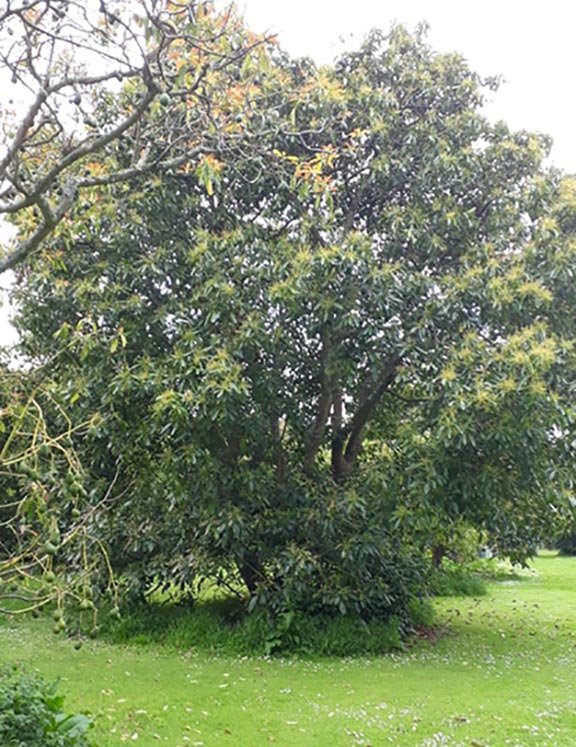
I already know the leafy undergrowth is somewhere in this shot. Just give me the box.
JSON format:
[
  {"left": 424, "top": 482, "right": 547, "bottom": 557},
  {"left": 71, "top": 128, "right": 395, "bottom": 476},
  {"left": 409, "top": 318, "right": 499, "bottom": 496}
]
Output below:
[
  {"left": 431, "top": 562, "right": 488, "bottom": 597},
  {"left": 1, "top": 555, "right": 575, "bottom": 746},
  {"left": 430, "top": 556, "right": 523, "bottom": 597},
  {"left": 101, "top": 596, "right": 424, "bottom": 658}
]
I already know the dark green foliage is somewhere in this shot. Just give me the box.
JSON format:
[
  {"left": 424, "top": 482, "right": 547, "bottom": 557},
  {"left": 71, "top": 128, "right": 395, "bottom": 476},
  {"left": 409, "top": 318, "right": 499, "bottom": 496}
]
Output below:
[
  {"left": 0, "top": 667, "right": 92, "bottom": 747},
  {"left": 406, "top": 597, "right": 436, "bottom": 630},
  {"left": 239, "top": 480, "right": 432, "bottom": 621},
  {"left": 430, "top": 557, "right": 523, "bottom": 596},
  {"left": 463, "top": 558, "right": 522, "bottom": 582},
  {"left": 556, "top": 532, "right": 576, "bottom": 556}
]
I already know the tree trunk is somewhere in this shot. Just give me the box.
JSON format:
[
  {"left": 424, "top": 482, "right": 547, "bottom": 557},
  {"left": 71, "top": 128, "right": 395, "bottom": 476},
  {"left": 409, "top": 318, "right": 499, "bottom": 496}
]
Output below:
[
  {"left": 303, "top": 328, "right": 334, "bottom": 476},
  {"left": 237, "top": 552, "right": 264, "bottom": 594},
  {"left": 432, "top": 544, "right": 447, "bottom": 568},
  {"left": 330, "top": 359, "right": 400, "bottom": 483}
]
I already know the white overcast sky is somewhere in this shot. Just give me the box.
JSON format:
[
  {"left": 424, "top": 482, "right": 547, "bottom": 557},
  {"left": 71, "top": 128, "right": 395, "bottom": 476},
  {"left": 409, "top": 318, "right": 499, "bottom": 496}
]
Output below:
[
  {"left": 241, "top": 0, "right": 576, "bottom": 172},
  {"left": 2, "top": 0, "right": 576, "bottom": 347}
]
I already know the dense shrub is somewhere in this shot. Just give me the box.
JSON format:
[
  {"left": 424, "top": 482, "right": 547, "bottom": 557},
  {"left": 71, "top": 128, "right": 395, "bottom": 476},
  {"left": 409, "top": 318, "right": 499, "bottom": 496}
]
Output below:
[
  {"left": 245, "top": 496, "right": 433, "bottom": 623},
  {"left": 0, "top": 667, "right": 92, "bottom": 747}
]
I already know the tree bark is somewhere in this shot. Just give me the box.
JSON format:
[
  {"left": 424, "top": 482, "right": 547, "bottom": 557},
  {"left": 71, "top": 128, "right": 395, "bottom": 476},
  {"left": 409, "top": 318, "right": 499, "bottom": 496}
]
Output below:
[
  {"left": 271, "top": 415, "right": 287, "bottom": 483},
  {"left": 331, "top": 385, "right": 347, "bottom": 481},
  {"left": 303, "top": 328, "right": 334, "bottom": 476},
  {"left": 432, "top": 544, "right": 447, "bottom": 568},
  {"left": 237, "top": 552, "right": 264, "bottom": 594},
  {"left": 331, "top": 356, "right": 400, "bottom": 483}
]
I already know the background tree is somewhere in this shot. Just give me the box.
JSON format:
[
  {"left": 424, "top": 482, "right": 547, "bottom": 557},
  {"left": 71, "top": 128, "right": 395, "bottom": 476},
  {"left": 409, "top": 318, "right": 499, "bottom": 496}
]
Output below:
[{"left": 5, "top": 25, "right": 575, "bottom": 624}]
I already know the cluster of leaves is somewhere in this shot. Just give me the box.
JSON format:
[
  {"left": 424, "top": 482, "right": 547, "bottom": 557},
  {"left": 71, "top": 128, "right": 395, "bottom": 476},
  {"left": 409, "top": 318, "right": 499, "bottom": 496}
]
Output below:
[
  {"left": 555, "top": 500, "right": 576, "bottom": 555},
  {"left": 429, "top": 559, "right": 487, "bottom": 598},
  {"left": 556, "top": 533, "right": 576, "bottom": 556},
  {"left": 0, "top": 666, "right": 92, "bottom": 746}
]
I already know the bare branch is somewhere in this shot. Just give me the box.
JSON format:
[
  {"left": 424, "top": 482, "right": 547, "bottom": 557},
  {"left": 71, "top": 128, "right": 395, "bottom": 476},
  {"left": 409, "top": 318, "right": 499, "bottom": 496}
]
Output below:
[
  {"left": 0, "top": 0, "right": 270, "bottom": 273},
  {"left": 0, "top": 180, "right": 76, "bottom": 273}
]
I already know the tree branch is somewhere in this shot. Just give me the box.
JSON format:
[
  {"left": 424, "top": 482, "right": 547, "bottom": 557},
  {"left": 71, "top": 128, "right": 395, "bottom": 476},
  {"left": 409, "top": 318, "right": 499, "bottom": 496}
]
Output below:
[
  {"left": 0, "top": 0, "right": 269, "bottom": 274},
  {"left": 330, "top": 356, "right": 401, "bottom": 482},
  {"left": 0, "top": 181, "right": 77, "bottom": 273},
  {"left": 303, "top": 329, "right": 334, "bottom": 476},
  {"left": 344, "top": 356, "right": 400, "bottom": 465}
]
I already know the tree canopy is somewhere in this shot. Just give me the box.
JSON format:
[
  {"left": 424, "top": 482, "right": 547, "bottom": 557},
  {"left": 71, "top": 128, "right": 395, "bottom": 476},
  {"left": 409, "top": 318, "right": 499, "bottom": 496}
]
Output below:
[{"left": 2, "top": 20, "right": 575, "bottom": 626}]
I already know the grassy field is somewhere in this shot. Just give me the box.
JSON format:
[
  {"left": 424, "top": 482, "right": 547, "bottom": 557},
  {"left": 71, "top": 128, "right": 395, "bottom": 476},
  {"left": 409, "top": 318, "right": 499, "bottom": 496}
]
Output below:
[{"left": 1, "top": 554, "right": 575, "bottom": 746}]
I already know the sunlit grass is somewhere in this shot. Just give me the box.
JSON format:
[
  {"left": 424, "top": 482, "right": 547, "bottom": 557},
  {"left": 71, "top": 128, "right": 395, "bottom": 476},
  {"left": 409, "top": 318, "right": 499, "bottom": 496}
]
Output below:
[{"left": 1, "top": 555, "right": 575, "bottom": 746}]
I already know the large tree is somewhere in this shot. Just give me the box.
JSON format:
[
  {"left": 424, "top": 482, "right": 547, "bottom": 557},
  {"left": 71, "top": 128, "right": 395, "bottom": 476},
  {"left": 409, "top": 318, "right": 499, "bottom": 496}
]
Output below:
[{"left": 5, "top": 25, "right": 575, "bottom": 621}]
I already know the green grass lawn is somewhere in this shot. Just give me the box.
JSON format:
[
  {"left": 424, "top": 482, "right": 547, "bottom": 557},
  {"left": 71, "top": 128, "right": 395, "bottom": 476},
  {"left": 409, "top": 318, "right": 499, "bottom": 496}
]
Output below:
[{"left": 1, "top": 555, "right": 575, "bottom": 746}]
